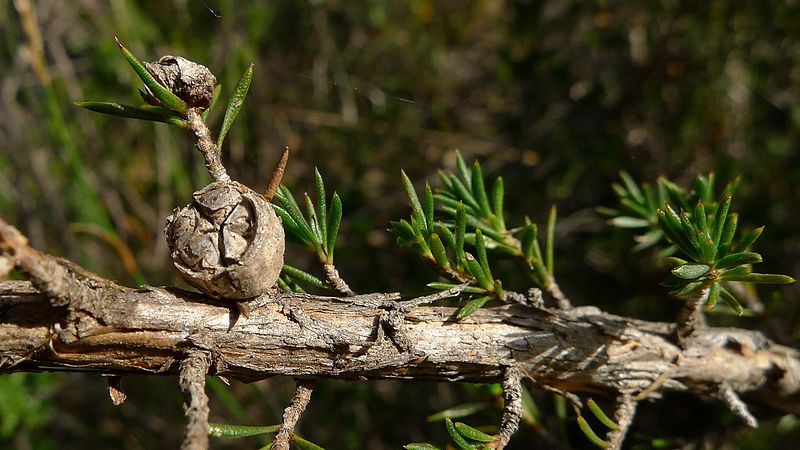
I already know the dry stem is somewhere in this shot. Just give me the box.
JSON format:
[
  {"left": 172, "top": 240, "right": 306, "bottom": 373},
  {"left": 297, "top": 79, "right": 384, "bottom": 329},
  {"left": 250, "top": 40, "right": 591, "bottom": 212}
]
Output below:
[
  {"left": 272, "top": 379, "right": 315, "bottom": 450},
  {"left": 179, "top": 351, "right": 211, "bottom": 450}
]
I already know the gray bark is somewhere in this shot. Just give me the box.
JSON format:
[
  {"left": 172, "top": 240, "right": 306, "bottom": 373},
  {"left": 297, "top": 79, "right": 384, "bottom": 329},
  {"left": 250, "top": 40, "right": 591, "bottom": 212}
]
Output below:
[{"left": 1, "top": 279, "right": 798, "bottom": 415}]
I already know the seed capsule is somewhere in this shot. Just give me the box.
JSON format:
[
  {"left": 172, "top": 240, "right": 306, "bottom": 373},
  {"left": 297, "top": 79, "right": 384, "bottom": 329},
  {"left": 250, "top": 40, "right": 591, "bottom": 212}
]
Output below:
[{"left": 165, "top": 180, "right": 284, "bottom": 299}]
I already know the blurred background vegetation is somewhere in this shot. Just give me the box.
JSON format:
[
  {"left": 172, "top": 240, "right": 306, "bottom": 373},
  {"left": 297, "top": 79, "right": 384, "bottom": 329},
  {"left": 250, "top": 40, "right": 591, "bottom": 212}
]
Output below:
[{"left": 1, "top": 0, "right": 798, "bottom": 448}]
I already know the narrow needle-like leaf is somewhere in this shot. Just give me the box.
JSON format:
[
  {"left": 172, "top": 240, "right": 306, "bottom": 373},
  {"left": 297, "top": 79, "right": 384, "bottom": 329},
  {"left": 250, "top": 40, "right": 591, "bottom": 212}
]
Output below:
[
  {"left": 200, "top": 83, "right": 221, "bottom": 120},
  {"left": 208, "top": 423, "right": 279, "bottom": 438},
  {"left": 546, "top": 206, "right": 557, "bottom": 276},
  {"left": 424, "top": 183, "right": 434, "bottom": 237},
  {"left": 444, "top": 418, "right": 474, "bottom": 450},
  {"left": 217, "top": 63, "right": 254, "bottom": 148},
  {"left": 712, "top": 193, "right": 731, "bottom": 247},
  {"left": 326, "top": 193, "right": 342, "bottom": 262},
  {"left": 314, "top": 168, "right": 328, "bottom": 253},
  {"left": 471, "top": 161, "right": 491, "bottom": 215},
  {"left": 587, "top": 399, "right": 619, "bottom": 430},
  {"left": 456, "top": 296, "right": 491, "bottom": 320},
  {"left": 577, "top": 416, "right": 611, "bottom": 448},
  {"left": 116, "top": 38, "right": 187, "bottom": 114},
  {"left": 475, "top": 230, "right": 492, "bottom": 281},
  {"left": 492, "top": 176, "right": 505, "bottom": 230},
  {"left": 453, "top": 422, "right": 494, "bottom": 442}
]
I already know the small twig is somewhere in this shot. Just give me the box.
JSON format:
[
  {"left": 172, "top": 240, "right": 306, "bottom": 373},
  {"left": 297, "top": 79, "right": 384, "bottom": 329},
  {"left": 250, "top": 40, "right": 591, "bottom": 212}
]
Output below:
[
  {"left": 606, "top": 394, "right": 637, "bottom": 450},
  {"left": 401, "top": 283, "right": 472, "bottom": 310},
  {"left": 179, "top": 351, "right": 211, "bottom": 450},
  {"left": 263, "top": 147, "right": 290, "bottom": 201},
  {"left": 322, "top": 263, "right": 355, "bottom": 296},
  {"left": 633, "top": 371, "right": 670, "bottom": 401},
  {"left": 186, "top": 109, "right": 229, "bottom": 183},
  {"left": 492, "top": 366, "right": 523, "bottom": 449},
  {"left": 272, "top": 379, "right": 315, "bottom": 450},
  {"left": 676, "top": 287, "right": 709, "bottom": 344},
  {"left": 546, "top": 278, "right": 571, "bottom": 309},
  {"left": 718, "top": 382, "right": 758, "bottom": 428}
]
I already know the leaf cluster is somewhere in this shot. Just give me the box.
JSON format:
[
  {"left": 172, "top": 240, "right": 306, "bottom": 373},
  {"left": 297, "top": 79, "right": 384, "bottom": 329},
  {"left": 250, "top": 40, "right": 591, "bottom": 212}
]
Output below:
[
  {"left": 390, "top": 152, "right": 557, "bottom": 318},
  {"left": 272, "top": 169, "right": 344, "bottom": 293},
  {"left": 604, "top": 172, "right": 794, "bottom": 314}
]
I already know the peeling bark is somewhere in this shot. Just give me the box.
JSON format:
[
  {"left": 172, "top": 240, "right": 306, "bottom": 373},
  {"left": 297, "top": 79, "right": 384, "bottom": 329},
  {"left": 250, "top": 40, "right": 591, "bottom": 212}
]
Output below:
[{"left": 1, "top": 218, "right": 800, "bottom": 448}]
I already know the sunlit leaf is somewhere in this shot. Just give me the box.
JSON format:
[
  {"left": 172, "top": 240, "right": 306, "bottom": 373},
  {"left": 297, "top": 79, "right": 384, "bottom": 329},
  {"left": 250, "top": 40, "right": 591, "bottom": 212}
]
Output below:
[
  {"left": 445, "top": 418, "right": 476, "bottom": 450},
  {"left": 577, "top": 416, "right": 610, "bottom": 448},
  {"left": 456, "top": 296, "right": 491, "bottom": 319},
  {"left": 587, "top": 399, "right": 618, "bottom": 430},
  {"left": 208, "top": 423, "right": 279, "bottom": 438},
  {"left": 217, "top": 63, "right": 254, "bottom": 148},
  {"left": 116, "top": 39, "right": 188, "bottom": 113},
  {"left": 454, "top": 422, "right": 493, "bottom": 443}
]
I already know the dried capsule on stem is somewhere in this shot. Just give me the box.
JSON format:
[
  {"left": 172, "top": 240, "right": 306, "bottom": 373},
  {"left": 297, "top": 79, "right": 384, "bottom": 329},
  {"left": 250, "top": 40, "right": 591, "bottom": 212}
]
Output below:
[
  {"left": 144, "top": 56, "right": 216, "bottom": 109},
  {"left": 165, "top": 180, "right": 284, "bottom": 299}
]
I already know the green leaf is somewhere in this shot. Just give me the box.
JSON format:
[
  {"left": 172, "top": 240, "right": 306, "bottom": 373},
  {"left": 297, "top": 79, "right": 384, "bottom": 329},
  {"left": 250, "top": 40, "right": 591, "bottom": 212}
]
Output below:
[
  {"left": 668, "top": 280, "right": 705, "bottom": 297},
  {"left": 217, "top": 63, "right": 254, "bottom": 148},
  {"left": 465, "top": 253, "right": 492, "bottom": 290},
  {"left": 273, "top": 205, "right": 312, "bottom": 244},
  {"left": 427, "top": 282, "right": 486, "bottom": 294},
  {"left": 456, "top": 296, "right": 491, "bottom": 319},
  {"left": 390, "top": 219, "right": 417, "bottom": 242},
  {"left": 520, "top": 223, "right": 537, "bottom": 260},
  {"left": 401, "top": 171, "right": 424, "bottom": 222},
  {"left": 454, "top": 422, "right": 493, "bottom": 443},
  {"left": 455, "top": 204, "right": 467, "bottom": 265},
  {"left": 619, "top": 171, "right": 644, "bottom": 204},
  {"left": 281, "top": 264, "right": 329, "bottom": 290},
  {"left": 715, "top": 252, "right": 762, "bottom": 269},
  {"left": 326, "top": 193, "right": 342, "bottom": 262},
  {"left": 404, "top": 444, "right": 443, "bottom": 450},
  {"left": 718, "top": 265, "right": 752, "bottom": 281},
  {"left": 455, "top": 151, "right": 471, "bottom": 183},
  {"left": 697, "top": 230, "right": 717, "bottom": 263},
  {"left": 711, "top": 193, "right": 731, "bottom": 247},
  {"left": 445, "top": 418, "right": 476, "bottom": 450},
  {"left": 426, "top": 403, "right": 487, "bottom": 422},
  {"left": 492, "top": 177, "right": 505, "bottom": 230},
  {"left": 657, "top": 206, "right": 698, "bottom": 260},
  {"left": 474, "top": 230, "right": 492, "bottom": 281},
  {"left": 609, "top": 216, "right": 651, "bottom": 228},
  {"left": 672, "top": 264, "right": 710, "bottom": 279},
  {"left": 449, "top": 174, "right": 481, "bottom": 212},
  {"left": 116, "top": 39, "right": 188, "bottom": 113},
  {"left": 733, "top": 226, "right": 764, "bottom": 253},
  {"left": 304, "top": 193, "right": 323, "bottom": 249},
  {"left": 587, "top": 399, "right": 618, "bottom": 430},
  {"left": 208, "top": 423, "right": 279, "bottom": 438},
  {"left": 471, "top": 161, "right": 491, "bottom": 216},
  {"left": 717, "top": 211, "right": 738, "bottom": 257},
  {"left": 665, "top": 257, "right": 689, "bottom": 268},
  {"left": 719, "top": 285, "right": 744, "bottom": 316},
  {"left": 314, "top": 169, "right": 328, "bottom": 253},
  {"left": 678, "top": 209, "right": 702, "bottom": 255},
  {"left": 75, "top": 102, "right": 188, "bottom": 127},
  {"left": 705, "top": 281, "right": 720, "bottom": 311},
  {"left": 577, "top": 416, "right": 611, "bottom": 448},
  {"left": 200, "top": 83, "right": 221, "bottom": 120},
  {"left": 530, "top": 238, "right": 550, "bottom": 287},
  {"left": 430, "top": 233, "right": 451, "bottom": 269},
  {"left": 734, "top": 273, "right": 796, "bottom": 284},
  {"left": 546, "top": 206, "right": 556, "bottom": 276},
  {"left": 694, "top": 200, "right": 707, "bottom": 232},
  {"left": 424, "top": 183, "right": 435, "bottom": 236},
  {"left": 291, "top": 434, "right": 326, "bottom": 450},
  {"left": 274, "top": 186, "right": 314, "bottom": 243}
]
